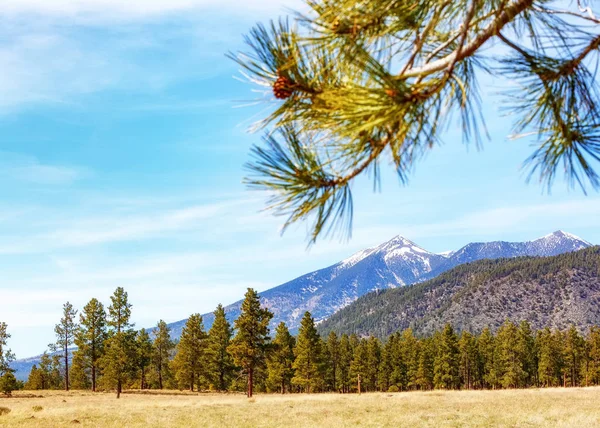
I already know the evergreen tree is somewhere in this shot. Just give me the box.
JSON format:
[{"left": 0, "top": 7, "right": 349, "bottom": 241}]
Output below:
[
  {"left": 350, "top": 339, "right": 368, "bottom": 393},
  {"left": 136, "top": 329, "right": 153, "bottom": 389},
  {"left": 588, "top": 327, "right": 600, "bottom": 385},
  {"left": 70, "top": 351, "right": 90, "bottom": 390},
  {"left": 400, "top": 329, "right": 419, "bottom": 390},
  {"left": 206, "top": 305, "right": 235, "bottom": 391},
  {"left": 496, "top": 320, "right": 526, "bottom": 388},
  {"left": 0, "top": 322, "right": 14, "bottom": 377},
  {"left": 325, "top": 331, "right": 340, "bottom": 392},
  {"left": 433, "top": 324, "right": 460, "bottom": 389},
  {"left": 50, "top": 354, "right": 64, "bottom": 389},
  {"left": 563, "top": 325, "right": 585, "bottom": 387},
  {"left": 102, "top": 287, "right": 136, "bottom": 398},
  {"left": 52, "top": 302, "right": 78, "bottom": 391},
  {"left": 267, "top": 322, "right": 295, "bottom": 393},
  {"left": 172, "top": 314, "right": 208, "bottom": 392},
  {"left": 228, "top": 288, "right": 273, "bottom": 398},
  {"left": 517, "top": 320, "right": 537, "bottom": 387},
  {"left": 152, "top": 320, "right": 175, "bottom": 390},
  {"left": 0, "top": 371, "right": 18, "bottom": 395},
  {"left": 25, "top": 365, "right": 43, "bottom": 390},
  {"left": 75, "top": 298, "right": 107, "bottom": 392},
  {"left": 292, "top": 312, "right": 325, "bottom": 393},
  {"left": 459, "top": 331, "right": 479, "bottom": 390},
  {"left": 38, "top": 353, "right": 53, "bottom": 390},
  {"left": 378, "top": 334, "right": 394, "bottom": 391},
  {"left": 365, "top": 336, "right": 381, "bottom": 391},
  {"left": 478, "top": 328, "right": 498, "bottom": 389},
  {"left": 415, "top": 338, "right": 434, "bottom": 391},
  {"left": 338, "top": 334, "right": 353, "bottom": 393}
]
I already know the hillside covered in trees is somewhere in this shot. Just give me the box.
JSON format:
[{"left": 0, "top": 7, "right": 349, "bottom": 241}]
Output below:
[{"left": 319, "top": 247, "right": 600, "bottom": 338}]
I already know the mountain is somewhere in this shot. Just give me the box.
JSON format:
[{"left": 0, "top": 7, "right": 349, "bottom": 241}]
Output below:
[
  {"left": 167, "top": 230, "right": 591, "bottom": 337},
  {"left": 318, "top": 246, "right": 600, "bottom": 338},
  {"left": 11, "top": 230, "right": 592, "bottom": 379}
]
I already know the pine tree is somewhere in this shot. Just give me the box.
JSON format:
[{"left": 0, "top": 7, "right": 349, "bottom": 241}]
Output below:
[
  {"left": 378, "top": 334, "right": 394, "bottom": 392},
  {"left": 234, "top": 0, "right": 600, "bottom": 243},
  {"left": 52, "top": 302, "right": 78, "bottom": 391},
  {"left": 478, "top": 328, "right": 498, "bottom": 389},
  {"left": 496, "top": 320, "right": 526, "bottom": 388},
  {"left": 75, "top": 298, "right": 107, "bottom": 392},
  {"left": 365, "top": 336, "right": 381, "bottom": 392},
  {"left": 433, "top": 324, "right": 460, "bottom": 390},
  {"left": 292, "top": 312, "right": 325, "bottom": 393},
  {"left": 400, "top": 329, "right": 419, "bottom": 390},
  {"left": 588, "top": 327, "right": 600, "bottom": 385},
  {"left": 338, "top": 334, "right": 353, "bottom": 393},
  {"left": 459, "top": 331, "right": 478, "bottom": 390},
  {"left": 136, "top": 329, "right": 153, "bottom": 389},
  {"left": 415, "top": 338, "right": 434, "bottom": 391},
  {"left": 325, "top": 331, "right": 340, "bottom": 392},
  {"left": 102, "top": 287, "right": 136, "bottom": 398},
  {"left": 537, "top": 327, "right": 561, "bottom": 387},
  {"left": 70, "top": 351, "right": 91, "bottom": 390},
  {"left": 228, "top": 288, "right": 273, "bottom": 398},
  {"left": 0, "top": 371, "right": 18, "bottom": 396},
  {"left": 173, "top": 314, "right": 208, "bottom": 392},
  {"left": 152, "top": 320, "right": 175, "bottom": 390},
  {"left": 267, "top": 322, "right": 295, "bottom": 393},
  {"left": 0, "top": 322, "right": 14, "bottom": 377},
  {"left": 206, "top": 305, "right": 235, "bottom": 391},
  {"left": 38, "top": 353, "right": 53, "bottom": 390},
  {"left": 25, "top": 365, "right": 43, "bottom": 390},
  {"left": 517, "top": 320, "right": 536, "bottom": 387},
  {"left": 563, "top": 325, "right": 584, "bottom": 387},
  {"left": 350, "top": 339, "right": 368, "bottom": 393}
]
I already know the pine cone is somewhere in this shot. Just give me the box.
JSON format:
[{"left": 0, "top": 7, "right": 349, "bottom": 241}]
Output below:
[{"left": 273, "top": 75, "right": 295, "bottom": 100}]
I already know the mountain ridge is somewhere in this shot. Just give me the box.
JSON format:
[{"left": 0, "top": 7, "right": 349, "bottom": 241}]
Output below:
[{"left": 166, "top": 230, "right": 591, "bottom": 337}]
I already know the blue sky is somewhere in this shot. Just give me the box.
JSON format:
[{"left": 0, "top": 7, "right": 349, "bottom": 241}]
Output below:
[{"left": 1, "top": 0, "right": 599, "bottom": 358}]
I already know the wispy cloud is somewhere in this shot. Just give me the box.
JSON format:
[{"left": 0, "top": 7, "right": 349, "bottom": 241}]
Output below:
[{"left": 0, "top": 152, "right": 86, "bottom": 185}]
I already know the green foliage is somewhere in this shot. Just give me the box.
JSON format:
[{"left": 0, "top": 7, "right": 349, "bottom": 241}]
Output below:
[
  {"left": 233, "top": 0, "right": 600, "bottom": 242},
  {"left": 172, "top": 314, "right": 208, "bottom": 392},
  {"left": 206, "top": 305, "right": 235, "bottom": 392},
  {"left": 74, "top": 298, "right": 107, "bottom": 392},
  {"left": 151, "top": 320, "right": 175, "bottom": 390},
  {"left": 292, "top": 312, "right": 326, "bottom": 392},
  {"left": 101, "top": 287, "right": 136, "bottom": 398},
  {"left": 433, "top": 324, "right": 460, "bottom": 389},
  {"left": 0, "top": 322, "right": 15, "bottom": 377},
  {"left": 319, "top": 247, "right": 600, "bottom": 338},
  {"left": 135, "top": 329, "right": 153, "bottom": 389},
  {"left": 228, "top": 288, "right": 274, "bottom": 397},
  {"left": 0, "top": 372, "right": 18, "bottom": 395},
  {"left": 53, "top": 301, "right": 78, "bottom": 391},
  {"left": 267, "top": 322, "right": 296, "bottom": 393}
]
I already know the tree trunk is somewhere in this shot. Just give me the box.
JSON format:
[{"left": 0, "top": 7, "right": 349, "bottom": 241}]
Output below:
[
  {"left": 158, "top": 365, "right": 163, "bottom": 390},
  {"left": 64, "top": 340, "right": 69, "bottom": 392},
  {"left": 357, "top": 374, "right": 361, "bottom": 395},
  {"left": 248, "top": 367, "right": 254, "bottom": 398},
  {"left": 92, "top": 365, "right": 96, "bottom": 392},
  {"left": 117, "top": 379, "right": 122, "bottom": 399}
]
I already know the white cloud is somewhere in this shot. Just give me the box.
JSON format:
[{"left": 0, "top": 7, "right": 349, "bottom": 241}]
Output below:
[{"left": 0, "top": 153, "right": 85, "bottom": 185}]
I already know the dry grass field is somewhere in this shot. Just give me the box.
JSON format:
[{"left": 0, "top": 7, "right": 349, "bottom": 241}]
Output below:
[{"left": 1, "top": 387, "right": 600, "bottom": 427}]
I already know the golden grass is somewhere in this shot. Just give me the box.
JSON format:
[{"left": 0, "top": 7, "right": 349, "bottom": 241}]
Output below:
[{"left": 1, "top": 387, "right": 600, "bottom": 427}]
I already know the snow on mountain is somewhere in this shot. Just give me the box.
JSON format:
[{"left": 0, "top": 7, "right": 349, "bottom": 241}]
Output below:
[
  {"left": 167, "top": 230, "right": 593, "bottom": 338},
  {"left": 12, "top": 230, "right": 594, "bottom": 377}
]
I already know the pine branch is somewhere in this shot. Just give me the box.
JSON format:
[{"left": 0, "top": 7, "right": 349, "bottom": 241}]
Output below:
[{"left": 398, "top": 0, "right": 534, "bottom": 79}]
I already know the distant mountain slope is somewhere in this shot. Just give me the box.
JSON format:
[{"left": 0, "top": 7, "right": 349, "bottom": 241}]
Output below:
[
  {"left": 11, "top": 231, "right": 593, "bottom": 378},
  {"left": 168, "top": 230, "right": 591, "bottom": 336},
  {"left": 318, "top": 247, "right": 600, "bottom": 338}
]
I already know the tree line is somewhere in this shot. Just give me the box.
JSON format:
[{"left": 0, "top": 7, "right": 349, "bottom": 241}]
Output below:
[{"left": 5, "top": 287, "right": 600, "bottom": 397}]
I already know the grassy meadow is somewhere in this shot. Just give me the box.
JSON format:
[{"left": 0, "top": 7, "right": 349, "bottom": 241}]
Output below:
[{"left": 1, "top": 387, "right": 600, "bottom": 427}]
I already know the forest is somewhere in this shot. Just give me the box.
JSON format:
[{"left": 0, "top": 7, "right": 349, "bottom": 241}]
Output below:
[{"left": 3, "top": 285, "right": 600, "bottom": 398}]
